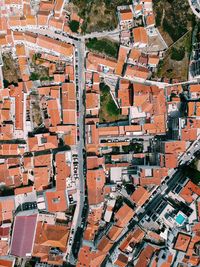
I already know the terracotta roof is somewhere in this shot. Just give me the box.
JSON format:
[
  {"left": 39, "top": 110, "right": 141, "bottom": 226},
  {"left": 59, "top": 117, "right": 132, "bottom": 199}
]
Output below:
[
  {"left": 54, "top": 0, "right": 65, "bottom": 16},
  {"left": 34, "top": 166, "right": 50, "bottom": 191},
  {"left": 34, "top": 154, "right": 51, "bottom": 167},
  {"left": 135, "top": 245, "right": 156, "bottom": 267},
  {"left": 86, "top": 168, "right": 105, "bottom": 205},
  {"left": 179, "top": 180, "right": 200, "bottom": 203},
  {"left": 115, "top": 203, "right": 135, "bottom": 227},
  {"left": 116, "top": 46, "right": 128, "bottom": 75},
  {"left": 129, "top": 48, "right": 141, "bottom": 62},
  {"left": 45, "top": 190, "right": 67, "bottom": 212},
  {"left": 174, "top": 232, "right": 191, "bottom": 252},
  {"left": 139, "top": 167, "right": 168, "bottom": 186},
  {"left": 133, "top": 27, "right": 148, "bottom": 45},
  {"left": 87, "top": 156, "right": 104, "bottom": 170},
  {"left": 33, "top": 221, "right": 69, "bottom": 265},
  {"left": 77, "top": 245, "right": 106, "bottom": 267},
  {"left": 131, "top": 186, "right": 150, "bottom": 206},
  {"left": 148, "top": 55, "right": 159, "bottom": 65},
  {"left": 146, "top": 13, "right": 155, "bottom": 26},
  {"left": 0, "top": 259, "right": 14, "bottom": 267},
  {"left": 55, "top": 152, "right": 70, "bottom": 190},
  {"left": 86, "top": 93, "right": 99, "bottom": 110},
  {"left": 120, "top": 9, "right": 133, "bottom": 21},
  {"left": 125, "top": 64, "right": 150, "bottom": 79},
  {"left": 164, "top": 141, "right": 186, "bottom": 154},
  {"left": 118, "top": 79, "right": 132, "bottom": 107},
  {"left": 0, "top": 198, "right": 15, "bottom": 223},
  {"left": 114, "top": 253, "right": 128, "bottom": 267},
  {"left": 97, "top": 236, "right": 113, "bottom": 252},
  {"left": 99, "top": 126, "right": 119, "bottom": 136},
  {"left": 107, "top": 225, "right": 123, "bottom": 241},
  {"left": 47, "top": 99, "right": 61, "bottom": 126},
  {"left": 87, "top": 52, "right": 117, "bottom": 72},
  {"left": 37, "top": 35, "right": 73, "bottom": 57}
]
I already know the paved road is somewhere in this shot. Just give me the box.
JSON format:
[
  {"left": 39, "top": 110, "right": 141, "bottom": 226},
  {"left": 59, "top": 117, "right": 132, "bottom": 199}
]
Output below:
[
  {"left": 188, "top": 0, "right": 200, "bottom": 19},
  {"left": 66, "top": 40, "right": 86, "bottom": 265},
  {"left": 81, "top": 28, "right": 120, "bottom": 40}
]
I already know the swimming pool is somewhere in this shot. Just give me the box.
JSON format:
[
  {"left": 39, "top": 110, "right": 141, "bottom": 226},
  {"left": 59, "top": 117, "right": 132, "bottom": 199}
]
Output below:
[{"left": 176, "top": 214, "right": 185, "bottom": 225}]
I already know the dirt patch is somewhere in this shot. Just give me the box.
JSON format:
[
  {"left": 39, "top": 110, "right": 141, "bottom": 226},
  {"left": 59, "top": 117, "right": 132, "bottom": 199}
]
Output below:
[
  {"left": 2, "top": 52, "right": 21, "bottom": 84},
  {"left": 31, "top": 94, "right": 43, "bottom": 128},
  {"left": 30, "top": 54, "right": 49, "bottom": 81}
]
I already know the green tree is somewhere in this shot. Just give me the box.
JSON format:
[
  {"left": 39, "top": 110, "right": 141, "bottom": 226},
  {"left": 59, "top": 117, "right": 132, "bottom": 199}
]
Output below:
[
  {"left": 171, "top": 47, "right": 185, "bottom": 61},
  {"left": 30, "top": 72, "right": 40, "bottom": 81},
  {"left": 69, "top": 20, "right": 80, "bottom": 32}
]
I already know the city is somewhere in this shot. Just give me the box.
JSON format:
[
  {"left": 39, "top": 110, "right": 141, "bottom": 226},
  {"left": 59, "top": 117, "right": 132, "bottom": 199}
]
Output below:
[{"left": 0, "top": 0, "right": 199, "bottom": 267}]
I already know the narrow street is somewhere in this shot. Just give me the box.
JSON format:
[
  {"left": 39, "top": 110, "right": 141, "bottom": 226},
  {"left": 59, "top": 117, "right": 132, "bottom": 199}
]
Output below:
[{"left": 67, "top": 40, "right": 86, "bottom": 265}]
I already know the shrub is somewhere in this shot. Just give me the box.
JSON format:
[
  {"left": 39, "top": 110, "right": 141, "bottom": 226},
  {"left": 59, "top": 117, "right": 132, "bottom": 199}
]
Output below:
[
  {"left": 30, "top": 72, "right": 40, "bottom": 81},
  {"left": 171, "top": 47, "right": 185, "bottom": 61}
]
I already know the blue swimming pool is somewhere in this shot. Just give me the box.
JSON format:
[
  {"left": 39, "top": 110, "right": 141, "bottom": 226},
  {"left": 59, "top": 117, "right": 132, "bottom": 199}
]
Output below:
[{"left": 176, "top": 214, "right": 185, "bottom": 225}]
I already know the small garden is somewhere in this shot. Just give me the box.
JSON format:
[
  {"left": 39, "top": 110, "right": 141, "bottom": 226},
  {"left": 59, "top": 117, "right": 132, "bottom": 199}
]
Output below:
[{"left": 99, "top": 83, "right": 126, "bottom": 123}]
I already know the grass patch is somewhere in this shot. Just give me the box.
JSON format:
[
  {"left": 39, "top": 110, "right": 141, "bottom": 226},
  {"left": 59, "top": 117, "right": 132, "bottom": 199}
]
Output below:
[
  {"left": 86, "top": 38, "right": 119, "bottom": 58},
  {"left": 99, "top": 83, "right": 126, "bottom": 123}
]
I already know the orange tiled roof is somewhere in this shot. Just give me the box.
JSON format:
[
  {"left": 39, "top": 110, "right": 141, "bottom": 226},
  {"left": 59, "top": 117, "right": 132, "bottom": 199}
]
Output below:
[
  {"left": 87, "top": 52, "right": 117, "bottom": 72},
  {"left": 125, "top": 65, "right": 150, "bottom": 79},
  {"left": 115, "top": 203, "right": 135, "bottom": 227},
  {"left": 45, "top": 190, "right": 67, "bottom": 212},
  {"left": 0, "top": 198, "right": 15, "bottom": 223},
  {"left": 37, "top": 35, "right": 73, "bottom": 57},
  {"left": 107, "top": 225, "right": 123, "bottom": 241},
  {"left": 131, "top": 186, "right": 150, "bottom": 206},
  {"left": 120, "top": 9, "right": 133, "bottom": 21},
  {"left": 116, "top": 46, "right": 128, "bottom": 75},
  {"left": 97, "top": 236, "right": 113, "bottom": 252},
  {"left": 164, "top": 141, "right": 186, "bottom": 154},
  {"left": 86, "top": 168, "right": 105, "bottom": 205},
  {"left": 86, "top": 93, "right": 99, "bottom": 110},
  {"left": 174, "top": 232, "right": 191, "bottom": 252},
  {"left": 77, "top": 245, "right": 106, "bottom": 267},
  {"left": 33, "top": 221, "right": 69, "bottom": 265},
  {"left": 55, "top": 153, "right": 70, "bottom": 190},
  {"left": 135, "top": 245, "right": 156, "bottom": 267},
  {"left": 133, "top": 27, "right": 148, "bottom": 45},
  {"left": 114, "top": 253, "right": 128, "bottom": 267},
  {"left": 179, "top": 180, "right": 200, "bottom": 203}
]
